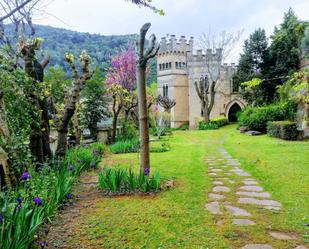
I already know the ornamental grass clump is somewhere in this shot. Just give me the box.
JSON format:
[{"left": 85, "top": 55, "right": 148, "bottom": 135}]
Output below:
[
  {"left": 0, "top": 143, "right": 106, "bottom": 249},
  {"left": 98, "top": 166, "right": 162, "bottom": 194},
  {"left": 110, "top": 139, "right": 140, "bottom": 154}
]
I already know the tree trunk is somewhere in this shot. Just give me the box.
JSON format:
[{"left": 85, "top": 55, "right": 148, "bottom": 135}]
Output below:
[
  {"left": 72, "top": 112, "right": 81, "bottom": 145},
  {"left": 305, "top": 103, "right": 309, "bottom": 128},
  {"left": 136, "top": 23, "right": 159, "bottom": 173},
  {"left": 111, "top": 112, "right": 118, "bottom": 143},
  {"left": 137, "top": 63, "right": 150, "bottom": 171},
  {"left": 20, "top": 44, "right": 51, "bottom": 162}
]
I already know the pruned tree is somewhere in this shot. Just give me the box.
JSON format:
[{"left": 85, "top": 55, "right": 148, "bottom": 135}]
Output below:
[
  {"left": 196, "top": 30, "right": 242, "bottom": 123},
  {"left": 157, "top": 94, "right": 176, "bottom": 113},
  {"left": 137, "top": 23, "right": 159, "bottom": 174},
  {"left": 153, "top": 111, "right": 170, "bottom": 139},
  {"left": 194, "top": 75, "right": 214, "bottom": 123},
  {"left": 19, "top": 38, "right": 52, "bottom": 163},
  {"left": 54, "top": 51, "right": 93, "bottom": 156}
]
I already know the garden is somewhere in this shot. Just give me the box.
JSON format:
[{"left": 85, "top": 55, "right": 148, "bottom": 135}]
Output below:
[{"left": 0, "top": 1, "right": 309, "bottom": 249}]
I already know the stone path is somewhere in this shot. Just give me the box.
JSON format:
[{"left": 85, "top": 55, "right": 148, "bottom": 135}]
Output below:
[{"left": 204, "top": 148, "right": 308, "bottom": 249}]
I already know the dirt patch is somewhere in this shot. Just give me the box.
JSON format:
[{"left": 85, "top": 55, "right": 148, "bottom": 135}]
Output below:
[{"left": 44, "top": 170, "right": 102, "bottom": 249}]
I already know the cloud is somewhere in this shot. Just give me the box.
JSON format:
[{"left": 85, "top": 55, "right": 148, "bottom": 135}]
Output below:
[{"left": 35, "top": 0, "right": 309, "bottom": 62}]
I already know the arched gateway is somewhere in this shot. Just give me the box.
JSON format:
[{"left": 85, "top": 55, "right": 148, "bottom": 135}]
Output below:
[{"left": 225, "top": 100, "right": 245, "bottom": 123}]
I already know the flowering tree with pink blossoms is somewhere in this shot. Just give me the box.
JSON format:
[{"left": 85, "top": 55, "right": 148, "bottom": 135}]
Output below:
[{"left": 106, "top": 46, "right": 137, "bottom": 142}]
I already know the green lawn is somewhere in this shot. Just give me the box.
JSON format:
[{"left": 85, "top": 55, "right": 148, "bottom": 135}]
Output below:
[{"left": 67, "top": 125, "right": 309, "bottom": 249}]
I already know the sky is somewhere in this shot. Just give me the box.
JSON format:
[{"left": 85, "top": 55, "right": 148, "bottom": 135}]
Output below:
[{"left": 34, "top": 0, "right": 309, "bottom": 62}]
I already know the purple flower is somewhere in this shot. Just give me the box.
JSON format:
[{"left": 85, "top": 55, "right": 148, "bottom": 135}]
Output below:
[
  {"left": 20, "top": 172, "right": 31, "bottom": 181},
  {"left": 67, "top": 193, "right": 73, "bottom": 199},
  {"left": 40, "top": 240, "right": 46, "bottom": 249},
  {"left": 16, "top": 197, "right": 23, "bottom": 204},
  {"left": 92, "top": 148, "right": 98, "bottom": 156},
  {"left": 68, "top": 165, "right": 73, "bottom": 171},
  {"left": 17, "top": 204, "right": 22, "bottom": 209},
  {"left": 144, "top": 167, "right": 150, "bottom": 176},
  {"left": 0, "top": 214, "right": 3, "bottom": 223},
  {"left": 33, "top": 197, "right": 43, "bottom": 206},
  {"left": 77, "top": 159, "right": 81, "bottom": 164}
]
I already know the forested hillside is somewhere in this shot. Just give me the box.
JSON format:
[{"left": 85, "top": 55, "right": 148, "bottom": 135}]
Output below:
[{"left": 4, "top": 24, "right": 157, "bottom": 84}]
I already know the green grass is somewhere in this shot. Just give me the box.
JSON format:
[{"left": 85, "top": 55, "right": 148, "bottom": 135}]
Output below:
[
  {"left": 67, "top": 125, "right": 309, "bottom": 248},
  {"left": 224, "top": 125, "right": 309, "bottom": 240}
]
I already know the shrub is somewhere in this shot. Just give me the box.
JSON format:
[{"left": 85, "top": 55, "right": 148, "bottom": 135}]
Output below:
[
  {"left": 267, "top": 121, "right": 299, "bottom": 140},
  {"left": 150, "top": 142, "right": 170, "bottom": 153},
  {"left": 0, "top": 144, "right": 106, "bottom": 249},
  {"left": 110, "top": 139, "right": 140, "bottom": 154},
  {"left": 238, "top": 101, "right": 297, "bottom": 132},
  {"left": 98, "top": 167, "right": 161, "bottom": 194},
  {"left": 198, "top": 117, "right": 228, "bottom": 130}
]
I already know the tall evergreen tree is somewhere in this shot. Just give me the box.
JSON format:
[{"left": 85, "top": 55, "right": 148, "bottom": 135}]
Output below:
[
  {"left": 233, "top": 28, "right": 269, "bottom": 85},
  {"left": 268, "top": 8, "right": 308, "bottom": 77}
]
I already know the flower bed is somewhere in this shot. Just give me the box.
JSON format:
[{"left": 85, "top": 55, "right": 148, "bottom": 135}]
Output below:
[
  {"left": 0, "top": 143, "right": 106, "bottom": 249},
  {"left": 98, "top": 166, "right": 162, "bottom": 195}
]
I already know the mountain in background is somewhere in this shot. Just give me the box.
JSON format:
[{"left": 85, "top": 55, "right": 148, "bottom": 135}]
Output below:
[{"left": 4, "top": 24, "right": 157, "bottom": 85}]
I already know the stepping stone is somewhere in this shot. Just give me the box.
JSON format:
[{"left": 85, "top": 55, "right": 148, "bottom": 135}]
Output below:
[
  {"left": 243, "top": 180, "right": 258, "bottom": 185},
  {"left": 228, "top": 180, "right": 235, "bottom": 184},
  {"left": 239, "top": 186, "right": 263, "bottom": 192},
  {"left": 236, "top": 191, "right": 271, "bottom": 198},
  {"left": 209, "top": 193, "right": 225, "bottom": 200},
  {"left": 224, "top": 172, "right": 232, "bottom": 176},
  {"left": 233, "top": 219, "right": 255, "bottom": 226},
  {"left": 211, "top": 169, "right": 222, "bottom": 172},
  {"left": 213, "top": 186, "right": 230, "bottom": 193},
  {"left": 236, "top": 172, "right": 251, "bottom": 177},
  {"left": 295, "top": 246, "right": 309, "bottom": 249},
  {"left": 262, "top": 205, "right": 282, "bottom": 211},
  {"left": 238, "top": 198, "right": 282, "bottom": 208},
  {"left": 209, "top": 173, "right": 217, "bottom": 177},
  {"left": 269, "top": 231, "right": 298, "bottom": 240},
  {"left": 204, "top": 201, "right": 222, "bottom": 215},
  {"left": 213, "top": 181, "right": 224, "bottom": 185},
  {"left": 224, "top": 204, "right": 251, "bottom": 216},
  {"left": 242, "top": 245, "right": 272, "bottom": 249}
]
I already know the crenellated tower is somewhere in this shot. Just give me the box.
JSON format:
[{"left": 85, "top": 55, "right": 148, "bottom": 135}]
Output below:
[
  {"left": 156, "top": 35, "right": 245, "bottom": 129},
  {"left": 157, "top": 35, "right": 193, "bottom": 128}
]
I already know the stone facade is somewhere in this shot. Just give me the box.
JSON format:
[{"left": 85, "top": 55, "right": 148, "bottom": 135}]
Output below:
[{"left": 157, "top": 35, "right": 246, "bottom": 129}]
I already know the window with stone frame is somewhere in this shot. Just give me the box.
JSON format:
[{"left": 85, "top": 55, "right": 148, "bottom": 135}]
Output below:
[
  {"left": 232, "top": 79, "right": 239, "bottom": 92},
  {"left": 163, "top": 83, "right": 169, "bottom": 97}
]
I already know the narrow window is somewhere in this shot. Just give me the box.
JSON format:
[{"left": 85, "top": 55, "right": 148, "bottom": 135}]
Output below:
[
  {"left": 169, "top": 62, "right": 172, "bottom": 69},
  {"left": 162, "top": 63, "right": 165, "bottom": 70},
  {"left": 165, "top": 63, "right": 168, "bottom": 69},
  {"left": 159, "top": 64, "right": 162, "bottom": 70},
  {"left": 163, "top": 84, "right": 169, "bottom": 97},
  {"left": 175, "top": 62, "right": 178, "bottom": 69}
]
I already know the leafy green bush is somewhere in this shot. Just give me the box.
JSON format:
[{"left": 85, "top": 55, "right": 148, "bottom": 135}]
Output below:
[
  {"left": 150, "top": 142, "right": 170, "bottom": 153},
  {"left": 198, "top": 117, "right": 228, "bottom": 130},
  {"left": 0, "top": 143, "right": 106, "bottom": 249},
  {"left": 267, "top": 121, "right": 299, "bottom": 140},
  {"left": 98, "top": 167, "right": 161, "bottom": 194},
  {"left": 110, "top": 139, "right": 140, "bottom": 154},
  {"left": 238, "top": 101, "right": 297, "bottom": 132}
]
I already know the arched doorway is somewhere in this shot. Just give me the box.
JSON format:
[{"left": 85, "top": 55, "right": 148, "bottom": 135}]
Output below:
[{"left": 228, "top": 103, "right": 242, "bottom": 122}]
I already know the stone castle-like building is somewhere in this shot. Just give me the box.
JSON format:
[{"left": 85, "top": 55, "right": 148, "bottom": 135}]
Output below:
[{"left": 157, "top": 35, "right": 246, "bottom": 129}]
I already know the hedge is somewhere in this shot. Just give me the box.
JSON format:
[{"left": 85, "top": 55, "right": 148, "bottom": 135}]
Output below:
[
  {"left": 238, "top": 101, "right": 297, "bottom": 132},
  {"left": 198, "top": 117, "right": 228, "bottom": 130},
  {"left": 267, "top": 121, "right": 299, "bottom": 140}
]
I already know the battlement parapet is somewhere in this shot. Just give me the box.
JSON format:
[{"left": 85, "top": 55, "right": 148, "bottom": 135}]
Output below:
[{"left": 158, "top": 35, "right": 194, "bottom": 55}]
